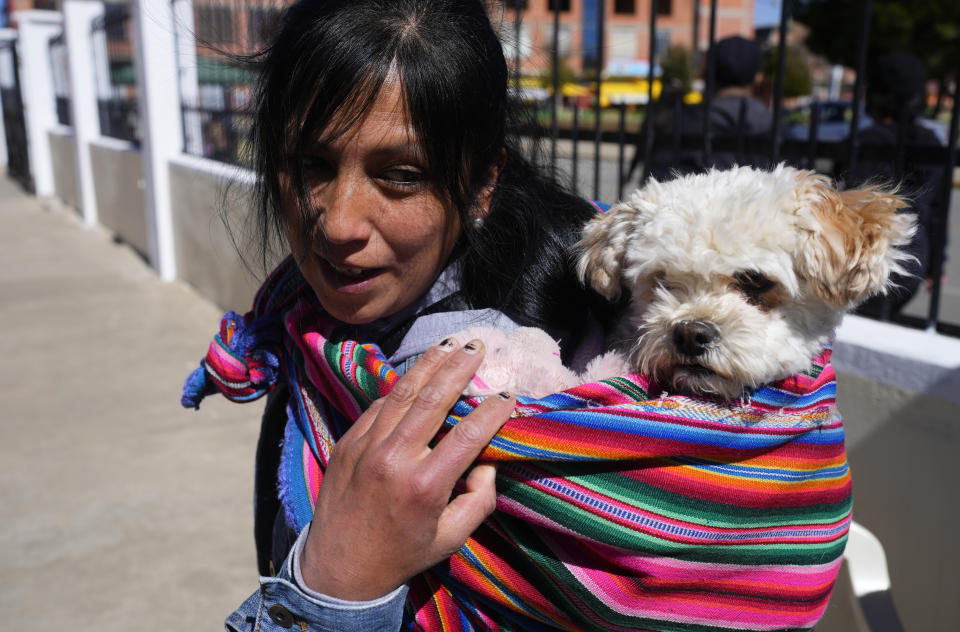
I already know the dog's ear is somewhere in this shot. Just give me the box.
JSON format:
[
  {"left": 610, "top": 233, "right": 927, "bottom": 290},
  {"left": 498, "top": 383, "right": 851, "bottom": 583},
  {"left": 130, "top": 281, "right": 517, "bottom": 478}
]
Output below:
[
  {"left": 575, "top": 200, "right": 647, "bottom": 299},
  {"left": 794, "top": 173, "right": 916, "bottom": 308}
]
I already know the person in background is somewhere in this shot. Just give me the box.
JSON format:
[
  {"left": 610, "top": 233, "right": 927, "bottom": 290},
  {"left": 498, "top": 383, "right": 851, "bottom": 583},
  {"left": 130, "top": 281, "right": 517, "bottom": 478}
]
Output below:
[
  {"left": 839, "top": 51, "right": 946, "bottom": 318},
  {"left": 630, "top": 35, "right": 774, "bottom": 181}
]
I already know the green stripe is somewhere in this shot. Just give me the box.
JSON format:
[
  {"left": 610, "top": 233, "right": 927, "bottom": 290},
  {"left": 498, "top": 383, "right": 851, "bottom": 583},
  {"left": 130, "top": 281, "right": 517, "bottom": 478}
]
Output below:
[
  {"left": 498, "top": 476, "right": 847, "bottom": 566},
  {"left": 541, "top": 465, "right": 853, "bottom": 528},
  {"left": 601, "top": 375, "right": 650, "bottom": 400}
]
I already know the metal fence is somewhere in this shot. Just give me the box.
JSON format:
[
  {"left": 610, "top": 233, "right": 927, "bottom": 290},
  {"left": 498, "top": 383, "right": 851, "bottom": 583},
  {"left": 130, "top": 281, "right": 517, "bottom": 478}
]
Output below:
[
  {"left": 0, "top": 41, "right": 31, "bottom": 192},
  {"left": 91, "top": 2, "right": 140, "bottom": 144},
  {"left": 48, "top": 31, "right": 70, "bottom": 127},
  {"left": 504, "top": 0, "right": 958, "bottom": 336},
  {"left": 176, "top": 0, "right": 287, "bottom": 166}
]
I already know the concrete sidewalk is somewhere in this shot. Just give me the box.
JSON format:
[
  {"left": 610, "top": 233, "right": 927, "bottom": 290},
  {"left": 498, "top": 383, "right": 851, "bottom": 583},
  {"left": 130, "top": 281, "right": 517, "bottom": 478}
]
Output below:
[{"left": 0, "top": 176, "right": 264, "bottom": 629}]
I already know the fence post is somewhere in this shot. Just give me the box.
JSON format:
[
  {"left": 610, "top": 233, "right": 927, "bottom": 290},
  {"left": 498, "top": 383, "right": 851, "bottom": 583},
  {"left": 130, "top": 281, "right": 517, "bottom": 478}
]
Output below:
[
  {"left": 130, "top": 0, "right": 184, "bottom": 281},
  {"left": 0, "top": 28, "right": 15, "bottom": 171},
  {"left": 62, "top": 0, "right": 104, "bottom": 228},
  {"left": 12, "top": 10, "right": 62, "bottom": 198},
  {"left": 171, "top": 0, "right": 201, "bottom": 156}
]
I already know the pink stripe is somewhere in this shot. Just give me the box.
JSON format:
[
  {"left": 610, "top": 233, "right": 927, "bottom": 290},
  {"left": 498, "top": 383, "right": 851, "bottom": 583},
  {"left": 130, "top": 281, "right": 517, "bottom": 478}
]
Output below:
[
  {"left": 302, "top": 439, "right": 322, "bottom": 509},
  {"left": 206, "top": 340, "right": 248, "bottom": 378},
  {"left": 571, "top": 536, "right": 844, "bottom": 586}
]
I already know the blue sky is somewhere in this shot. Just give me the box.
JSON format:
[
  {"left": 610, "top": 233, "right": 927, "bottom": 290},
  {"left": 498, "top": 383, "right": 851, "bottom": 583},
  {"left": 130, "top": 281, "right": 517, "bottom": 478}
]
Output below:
[{"left": 754, "top": 0, "right": 783, "bottom": 27}]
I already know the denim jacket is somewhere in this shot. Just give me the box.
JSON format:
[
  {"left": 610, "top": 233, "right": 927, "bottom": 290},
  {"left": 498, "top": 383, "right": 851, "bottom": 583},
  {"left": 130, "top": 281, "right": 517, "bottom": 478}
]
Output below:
[{"left": 226, "top": 525, "right": 408, "bottom": 631}]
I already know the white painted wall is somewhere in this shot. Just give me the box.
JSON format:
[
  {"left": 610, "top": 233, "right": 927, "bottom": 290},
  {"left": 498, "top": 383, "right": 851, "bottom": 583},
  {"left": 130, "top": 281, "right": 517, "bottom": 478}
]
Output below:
[
  {"left": 825, "top": 316, "right": 960, "bottom": 632},
  {"left": 48, "top": 125, "right": 78, "bottom": 209},
  {"left": 89, "top": 136, "right": 148, "bottom": 256},
  {"left": 168, "top": 153, "right": 271, "bottom": 312}
]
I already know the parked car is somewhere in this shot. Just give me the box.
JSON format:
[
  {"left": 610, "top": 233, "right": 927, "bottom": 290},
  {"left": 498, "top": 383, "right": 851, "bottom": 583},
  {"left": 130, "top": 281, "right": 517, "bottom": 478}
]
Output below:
[
  {"left": 784, "top": 100, "right": 872, "bottom": 142},
  {"left": 786, "top": 100, "right": 951, "bottom": 145}
]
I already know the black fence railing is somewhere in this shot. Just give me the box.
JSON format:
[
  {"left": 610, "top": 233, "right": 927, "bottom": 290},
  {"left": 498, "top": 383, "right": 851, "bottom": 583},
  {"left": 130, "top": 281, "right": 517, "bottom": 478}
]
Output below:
[
  {"left": 96, "top": 97, "right": 139, "bottom": 145},
  {"left": 181, "top": 102, "right": 253, "bottom": 166},
  {"left": 0, "top": 42, "right": 32, "bottom": 192},
  {"left": 175, "top": 0, "right": 286, "bottom": 167},
  {"left": 48, "top": 31, "right": 70, "bottom": 127},
  {"left": 91, "top": 3, "right": 140, "bottom": 143},
  {"left": 55, "top": 96, "right": 71, "bottom": 127}
]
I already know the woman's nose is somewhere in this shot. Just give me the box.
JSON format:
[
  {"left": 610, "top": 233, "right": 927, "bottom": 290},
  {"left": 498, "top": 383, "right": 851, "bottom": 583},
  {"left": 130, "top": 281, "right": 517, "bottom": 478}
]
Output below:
[{"left": 316, "top": 174, "right": 373, "bottom": 245}]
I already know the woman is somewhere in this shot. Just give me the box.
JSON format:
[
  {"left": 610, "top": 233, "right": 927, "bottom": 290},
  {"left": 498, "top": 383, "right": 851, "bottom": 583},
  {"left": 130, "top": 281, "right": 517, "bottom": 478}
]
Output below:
[
  {"left": 187, "top": 0, "right": 605, "bottom": 629},
  {"left": 185, "top": 1, "right": 851, "bottom": 630}
]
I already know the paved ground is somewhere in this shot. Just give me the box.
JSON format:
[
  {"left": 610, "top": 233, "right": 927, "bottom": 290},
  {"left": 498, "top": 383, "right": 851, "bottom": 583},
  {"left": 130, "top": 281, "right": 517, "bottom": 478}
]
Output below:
[{"left": 0, "top": 176, "right": 263, "bottom": 629}]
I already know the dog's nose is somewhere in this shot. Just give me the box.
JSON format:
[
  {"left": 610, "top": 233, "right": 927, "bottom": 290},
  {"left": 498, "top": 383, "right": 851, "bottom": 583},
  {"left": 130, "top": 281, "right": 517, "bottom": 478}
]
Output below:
[{"left": 672, "top": 321, "right": 719, "bottom": 357}]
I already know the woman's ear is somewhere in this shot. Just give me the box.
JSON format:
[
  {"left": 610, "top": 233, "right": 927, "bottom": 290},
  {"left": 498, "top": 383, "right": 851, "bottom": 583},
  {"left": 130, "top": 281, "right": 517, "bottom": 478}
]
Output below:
[{"left": 474, "top": 148, "right": 507, "bottom": 222}]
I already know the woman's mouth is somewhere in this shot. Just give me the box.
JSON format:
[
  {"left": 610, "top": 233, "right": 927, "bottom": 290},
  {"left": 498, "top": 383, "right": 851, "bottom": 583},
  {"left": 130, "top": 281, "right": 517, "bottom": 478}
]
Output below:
[{"left": 318, "top": 256, "right": 383, "bottom": 292}]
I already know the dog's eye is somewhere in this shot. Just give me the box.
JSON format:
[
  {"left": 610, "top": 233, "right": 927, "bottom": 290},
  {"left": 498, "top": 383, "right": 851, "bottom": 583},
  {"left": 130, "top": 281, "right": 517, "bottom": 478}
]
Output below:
[
  {"left": 734, "top": 271, "right": 776, "bottom": 297},
  {"left": 656, "top": 277, "right": 683, "bottom": 293}
]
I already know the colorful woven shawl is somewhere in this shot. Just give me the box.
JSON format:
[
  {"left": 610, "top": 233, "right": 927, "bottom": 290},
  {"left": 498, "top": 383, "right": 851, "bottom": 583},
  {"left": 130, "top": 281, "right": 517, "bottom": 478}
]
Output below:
[{"left": 183, "top": 258, "right": 851, "bottom": 632}]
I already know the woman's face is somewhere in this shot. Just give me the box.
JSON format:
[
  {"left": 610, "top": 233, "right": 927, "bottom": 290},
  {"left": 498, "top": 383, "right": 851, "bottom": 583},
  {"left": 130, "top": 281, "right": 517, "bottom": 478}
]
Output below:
[{"left": 282, "top": 81, "right": 462, "bottom": 324}]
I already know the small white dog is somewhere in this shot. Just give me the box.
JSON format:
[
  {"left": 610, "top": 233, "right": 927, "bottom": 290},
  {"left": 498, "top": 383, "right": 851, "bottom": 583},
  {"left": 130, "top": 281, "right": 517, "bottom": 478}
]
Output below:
[
  {"left": 574, "top": 164, "right": 916, "bottom": 399},
  {"left": 455, "top": 165, "right": 915, "bottom": 400}
]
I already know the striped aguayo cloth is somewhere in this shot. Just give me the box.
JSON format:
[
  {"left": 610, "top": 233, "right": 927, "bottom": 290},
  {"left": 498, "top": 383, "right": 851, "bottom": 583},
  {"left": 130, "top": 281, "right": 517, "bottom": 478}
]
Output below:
[{"left": 183, "top": 258, "right": 851, "bottom": 632}]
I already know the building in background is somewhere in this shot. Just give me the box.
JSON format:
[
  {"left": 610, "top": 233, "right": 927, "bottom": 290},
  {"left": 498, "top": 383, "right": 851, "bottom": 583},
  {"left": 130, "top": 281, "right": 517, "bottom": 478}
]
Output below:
[{"left": 497, "top": 0, "right": 756, "bottom": 78}]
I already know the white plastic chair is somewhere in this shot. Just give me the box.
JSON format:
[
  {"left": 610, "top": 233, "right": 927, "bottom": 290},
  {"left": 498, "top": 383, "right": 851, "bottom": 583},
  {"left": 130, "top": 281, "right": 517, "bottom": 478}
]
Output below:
[{"left": 842, "top": 521, "right": 906, "bottom": 632}]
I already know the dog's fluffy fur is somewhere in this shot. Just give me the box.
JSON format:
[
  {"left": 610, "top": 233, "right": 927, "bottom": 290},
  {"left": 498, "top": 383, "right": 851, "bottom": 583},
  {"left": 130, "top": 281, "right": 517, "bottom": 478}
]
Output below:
[
  {"left": 453, "top": 165, "right": 915, "bottom": 400},
  {"left": 575, "top": 164, "right": 916, "bottom": 399}
]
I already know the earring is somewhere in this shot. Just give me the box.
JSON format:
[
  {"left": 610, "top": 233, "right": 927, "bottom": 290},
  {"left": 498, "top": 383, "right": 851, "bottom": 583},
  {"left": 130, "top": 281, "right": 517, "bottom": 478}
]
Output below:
[{"left": 472, "top": 216, "right": 485, "bottom": 230}]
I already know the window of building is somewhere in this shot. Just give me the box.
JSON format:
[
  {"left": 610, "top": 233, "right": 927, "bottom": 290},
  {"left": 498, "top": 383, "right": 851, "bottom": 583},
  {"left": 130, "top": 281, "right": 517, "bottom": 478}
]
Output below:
[
  {"left": 557, "top": 24, "right": 573, "bottom": 57},
  {"left": 195, "top": 6, "right": 235, "bottom": 45},
  {"left": 655, "top": 29, "right": 670, "bottom": 57},
  {"left": 614, "top": 0, "right": 635, "bottom": 14},
  {"left": 504, "top": 0, "right": 528, "bottom": 9},
  {"left": 547, "top": 0, "right": 571, "bottom": 11},
  {"left": 658, "top": 0, "right": 672, "bottom": 15},
  {"left": 610, "top": 25, "right": 639, "bottom": 59},
  {"left": 249, "top": 7, "right": 284, "bottom": 48}
]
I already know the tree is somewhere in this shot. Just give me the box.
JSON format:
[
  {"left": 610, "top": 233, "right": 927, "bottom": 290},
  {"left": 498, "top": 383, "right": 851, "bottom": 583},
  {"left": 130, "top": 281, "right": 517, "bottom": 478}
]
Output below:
[
  {"left": 795, "top": 0, "right": 960, "bottom": 85},
  {"left": 660, "top": 45, "right": 693, "bottom": 93},
  {"left": 540, "top": 56, "right": 578, "bottom": 90},
  {"left": 763, "top": 45, "right": 812, "bottom": 99}
]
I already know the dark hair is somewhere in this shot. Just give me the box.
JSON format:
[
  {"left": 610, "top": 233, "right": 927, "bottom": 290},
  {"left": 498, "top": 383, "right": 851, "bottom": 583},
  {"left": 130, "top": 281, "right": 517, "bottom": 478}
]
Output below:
[
  {"left": 245, "top": 0, "right": 600, "bottom": 336},
  {"left": 867, "top": 52, "right": 927, "bottom": 125},
  {"left": 713, "top": 36, "right": 762, "bottom": 89}
]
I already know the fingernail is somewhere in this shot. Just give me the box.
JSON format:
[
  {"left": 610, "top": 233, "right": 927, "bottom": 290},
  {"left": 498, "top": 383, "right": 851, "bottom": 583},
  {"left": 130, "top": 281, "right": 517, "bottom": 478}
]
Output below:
[
  {"left": 437, "top": 337, "right": 456, "bottom": 351},
  {"left": 498, "top": 391, "right": 512, "bottom": 400},
  {"left": 463, "top": 340, "right": 482, "bottom": 353}
]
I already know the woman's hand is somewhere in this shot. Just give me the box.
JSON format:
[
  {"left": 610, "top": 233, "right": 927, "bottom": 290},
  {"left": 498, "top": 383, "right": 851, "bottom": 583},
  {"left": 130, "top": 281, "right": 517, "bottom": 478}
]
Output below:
[{"left": 299, "top": 338, "right": 515, "bottom": 600}]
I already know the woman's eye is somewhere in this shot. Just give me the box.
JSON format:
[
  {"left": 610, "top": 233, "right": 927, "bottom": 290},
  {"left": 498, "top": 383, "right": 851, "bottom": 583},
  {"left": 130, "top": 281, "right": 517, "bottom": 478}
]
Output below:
[
  {"left": 301, "top": 155, "right": 333, "bottom": 176},
  {"left": 381, "top": 168, "right": 424, "bottom": 187}
]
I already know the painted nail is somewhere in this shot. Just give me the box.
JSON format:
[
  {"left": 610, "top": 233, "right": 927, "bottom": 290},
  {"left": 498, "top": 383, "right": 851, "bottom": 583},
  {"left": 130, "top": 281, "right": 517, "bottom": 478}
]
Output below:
[
  {"left": 463, "top": 340, "right": 481, "bottom": 353},
  {"left": 498, "top": 391, "right": 512, "bottom": 400},
  {"left": 437, "top": 338, "right": 456, "bottom": 351}
]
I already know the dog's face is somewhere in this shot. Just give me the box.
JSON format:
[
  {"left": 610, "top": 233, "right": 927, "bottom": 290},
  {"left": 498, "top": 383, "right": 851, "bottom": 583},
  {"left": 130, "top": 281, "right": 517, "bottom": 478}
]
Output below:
[{"left": 577, "top": 165, "right": 916, "bottom": 398}]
